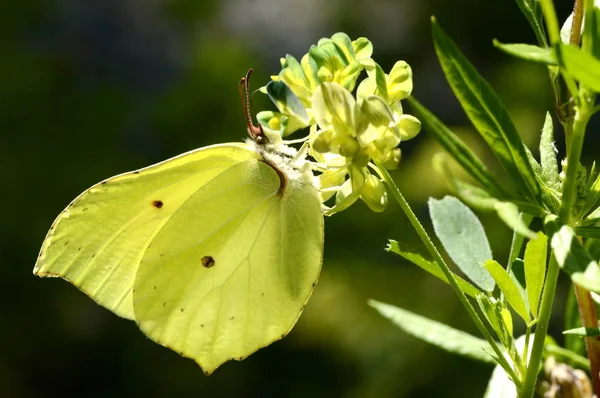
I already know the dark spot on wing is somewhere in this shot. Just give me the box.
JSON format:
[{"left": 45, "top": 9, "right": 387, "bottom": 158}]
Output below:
[
  {"left": 201, "top": 256, "right": 215, "bottom": 268},
  {"left": 133, "top": 171, "right": 139, "bottom": 175},
  {"left": 63, "top": 240, "right": 69, "bottom": 246},
  {"left": 312, "top": 282, "right": 316, "bottom": 287},
  {"left": 101, "top": 181, "right": 106, "bottom": 185},
  {"left": 91, "top": 254, "right": 96, "bottom": 258},
  {"left": 153, "top": 285, "right": 156, "bottom": 290},
  {"left": 152, "top": 200, "right": 163, "bottom": 209},
  {"left": 77, "top": 247, "right": 82, "bottom": 251},
  {"left": 160, "top": 254, "right": 164, "bottom": 257},
  {"left": 229, "top": 316, "right": 234, "bottom": 320},
  {"left": 82, "top": 208, "right": 88, "bottom": 212},
  {"left": 200, "top": 324, "right": 204, "bottom": 328},
  {"left": 163, "top": 302, "right": 166, "bottom": 307},
  {"left": 261, "top": 292, "right": 265, "bottom": 296},
  {"left": 180, "top": 308, "right": 185, "bottom": 313}
]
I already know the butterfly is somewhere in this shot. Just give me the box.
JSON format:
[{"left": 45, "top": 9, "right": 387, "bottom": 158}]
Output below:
[{"left": 34, "top": 69, "right": 324, "bottom": 374}]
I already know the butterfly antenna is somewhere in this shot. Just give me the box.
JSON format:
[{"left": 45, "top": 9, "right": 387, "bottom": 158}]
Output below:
[{"left": 239, "top": 69, "right": 268, "bottom": 145}]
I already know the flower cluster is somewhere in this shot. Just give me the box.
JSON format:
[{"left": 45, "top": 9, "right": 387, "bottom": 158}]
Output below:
[{"left": 258, "top": 33, "right": 421, "bottom": 214}]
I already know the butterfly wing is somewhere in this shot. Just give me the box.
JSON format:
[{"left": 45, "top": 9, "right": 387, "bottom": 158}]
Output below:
[
  {"left": 133, "top": 158, "right": 324, "bottom": 374},
  {"left": 34, "top": 144, "right": 260, "bottom": 319}
]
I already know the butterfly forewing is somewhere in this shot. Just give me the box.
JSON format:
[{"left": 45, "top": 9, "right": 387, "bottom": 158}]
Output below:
[{"left": 34, "top": 144, "right": 260, "bottom": 319}]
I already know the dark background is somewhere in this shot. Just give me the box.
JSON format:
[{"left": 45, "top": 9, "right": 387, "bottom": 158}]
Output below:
[{"left": 2, "top": 0, "right": 583, "bottom": 397}]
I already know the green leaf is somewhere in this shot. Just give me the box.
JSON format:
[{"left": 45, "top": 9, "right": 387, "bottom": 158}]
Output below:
[
  {"left": 429, "top": 196, "right": 495, "bottom": 292},
  {"left": 407, "top": 96, "right": 505, "bottom": 199},
  {"left": 493, "top": 41, "right": 557, "bottom": 65},
  {"left": 476, "top": 295, "right": 513, "bottom": 346},
  {"left": 433, "top": 156, "right": 538, "bottom": 239},
  {"left": 563, "top": 326, "right": 600, "bottom": 337},
  {"left": 539, "top": 112, "right": 561, "bottom": 191},
  {"left": 386, "top": 240, "right": 481, "bottom": 298},
  {"left": 514, "top": 0, "right": 548, "bottom": 47},
  {"left": 368, "top": 299, "right": 495, "bottom": 364},
  {"left": 575, "top": 226, "right": 600, "bottom": 239},
  {"left": 523, "top": 232, "right": 548, "bottom": 317},
  {"left": 432, "top": 18, "right": 542, "bottom": 204},
  {"left": 484, "top": 335, "right": 530, "bottom": 398},
  {"left": 558, "top": 43, "right": 600, "bottom": 92},
  {"left": 485, "top": 260, "right": 531, "bottom": 323},
  {"left": 590, "top": 7, "right": 600, "bottom": 60},
  {"left": 546, "top": 215, "right": 600, "bottom": 292}
]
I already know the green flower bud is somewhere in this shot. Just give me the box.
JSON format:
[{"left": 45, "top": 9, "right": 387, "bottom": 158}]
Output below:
[
  {"left": 381, "top": 148, "right": 402, "bottom": 170},
  {"left": 396, "top": 114, "right": 421, "bottom": 141},
  {"left": 387, "top": 61, "right": 413, "bottom": 103},
  {"left": 312, "top": 129, "right": 334, "bottom": 153},
  {"left": 360, "top": 173, "right": 388, "bottom": 212}
]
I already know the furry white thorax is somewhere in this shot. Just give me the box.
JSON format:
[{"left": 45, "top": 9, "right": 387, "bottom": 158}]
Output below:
[{"left": 246, "top": 138, "right": 321, "bottom": 195}]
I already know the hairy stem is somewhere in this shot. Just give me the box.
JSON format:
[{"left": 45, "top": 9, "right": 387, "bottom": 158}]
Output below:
[{"left": 521, "top": 253, "right": 560, "bottom": 398}]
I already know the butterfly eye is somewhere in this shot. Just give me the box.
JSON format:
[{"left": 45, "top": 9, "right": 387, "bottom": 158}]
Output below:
[{"left": 239, "top": 69, "right": 269, "bottom": 145}]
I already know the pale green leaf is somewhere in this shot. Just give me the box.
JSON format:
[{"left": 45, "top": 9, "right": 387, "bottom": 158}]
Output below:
[
  {"left": 493, "top": 41, "right": 557, "bottom": 65},
  {"left": 368, "top": 299, "right": 495, "bottom": 363},
  {"left": 563, "top": 327, "right": 600, "bottom": 337},
  {"left": 429, "top": 196, "right": 495, "bottom": 292},
  {"left": 539, "top": 112, "right": 561, "bottom": 191},
  {"left": 485, "top": 260, "right": 531, "bottom": 323},
  {"left": 524, "top": 232, "right": 548, "bottom": 317}
]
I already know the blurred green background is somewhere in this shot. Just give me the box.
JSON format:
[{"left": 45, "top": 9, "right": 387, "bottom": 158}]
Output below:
[{"left": 2, "top": 0, "right": 585, "bottom": 397}]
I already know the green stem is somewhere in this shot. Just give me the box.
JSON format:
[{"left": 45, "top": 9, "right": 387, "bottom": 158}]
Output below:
[
  {"left": 375, "top": 162, "right": 521, "bottom": 388},
  {"left": 539, "top": 0, "right": 561, "bottom": 45},
  {"left": 560, "top": 105, "right": 590, "bottom": 223},
  {"left": 520, "top": 253, "right": 560, "bottom": 398}
]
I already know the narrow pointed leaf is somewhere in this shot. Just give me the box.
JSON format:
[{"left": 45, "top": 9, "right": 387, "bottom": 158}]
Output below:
[
  {"left": 539, "top": 112, "right": 561, "bottom": 191},
  {"left": 523, "top": 232, "right": 548, "bottom": 317},
  {"left": 493, "top": 41, "right": 557, "bottom": 65},
  {"left": 386, "top": 240, "right": 481, "bottom": 298},
  {"left": 563, "top": 327, "right": 600, "bottom": 337},
  {"left": 368, "top": 299, "right": 495, "bottom": 363},
  {"left": 485, "top": 260, "right": 531, "bottom": 323},
  {"left": 429, "top": 196, "right": 495, "bottom": 292},
  {"left": 514, "top": 0, "right": 548, "bottom": 47},
  {"left": 408, "top": 96, "right": 505, "bottom": 198},
  {"left": 432, "top": 18, "right": 542, "bottom": 203}
]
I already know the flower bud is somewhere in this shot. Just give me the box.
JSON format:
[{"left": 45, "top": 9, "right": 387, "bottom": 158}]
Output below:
[{"left": 360, "top": 174, "right": 388, "bottom": 212}]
